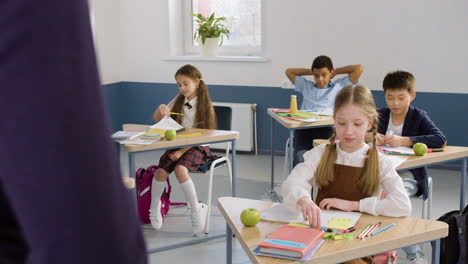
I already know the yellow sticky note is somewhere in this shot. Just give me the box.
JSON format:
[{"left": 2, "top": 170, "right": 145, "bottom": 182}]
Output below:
[{"left": 327, "top": 218, "right": 352, "bottom": 229}]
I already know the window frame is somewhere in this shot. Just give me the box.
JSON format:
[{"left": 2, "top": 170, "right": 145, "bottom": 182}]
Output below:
[{"left": 181, "top": 0, "right": 264, "bottom": 57}]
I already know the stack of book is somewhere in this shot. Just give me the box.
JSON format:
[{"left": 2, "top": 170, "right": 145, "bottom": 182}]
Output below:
[{"left": 253, "top": 223, "right": 325, "bottom": 261}]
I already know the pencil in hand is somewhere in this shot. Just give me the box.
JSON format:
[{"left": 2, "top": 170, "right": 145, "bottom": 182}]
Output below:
[{"left": 170, "top": 112, "right": 184, "bottom": 116}]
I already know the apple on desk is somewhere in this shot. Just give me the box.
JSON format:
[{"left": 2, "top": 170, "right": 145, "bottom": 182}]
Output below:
[
  {"left": 240, "top": 208, "right": 261, "bottom": 227},
  {"left": 164, "top": 129, "right": 176, "bottom": 141},
  {"left": 413, "top": 142, "right": 428, "bottom": 156}
]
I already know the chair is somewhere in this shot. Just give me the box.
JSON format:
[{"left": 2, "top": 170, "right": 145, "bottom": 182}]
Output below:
[{"left": 191, "top": 105, "right": 233, "bottom": 234}]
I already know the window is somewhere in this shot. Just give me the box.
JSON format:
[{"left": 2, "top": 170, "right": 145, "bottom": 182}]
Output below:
[{"left": 182, "top": 0, "right": 262, "bottom": 56}]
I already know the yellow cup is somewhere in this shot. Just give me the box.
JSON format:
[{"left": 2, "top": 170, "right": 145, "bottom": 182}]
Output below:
[{"left": 290, "top": 95, "right": 298, "bottom": 114}]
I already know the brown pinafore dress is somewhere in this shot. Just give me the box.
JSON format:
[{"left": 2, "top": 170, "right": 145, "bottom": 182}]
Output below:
[{"left": 315, "top": 163, "right": 375, "bottom": 264}]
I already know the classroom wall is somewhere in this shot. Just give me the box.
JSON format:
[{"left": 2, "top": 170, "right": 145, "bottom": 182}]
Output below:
[
  {"left": 105, "top": 0, "right": 468, "bottom": 94},
  {"left": 103, "top": 82, "right": 468, "bottom": 151},
  {"left": 89, "top": 0, "right": 122, "bottom": 84}
]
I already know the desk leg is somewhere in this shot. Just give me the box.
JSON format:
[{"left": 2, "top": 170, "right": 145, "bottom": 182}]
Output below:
[
  {"left": 288, "top": 129, "right": 294, "bottom": 172},
  {"left": 128, "top": 152, "right": 136, "bottom": 179},
  {"left": 461, "top": 158, "right": 467, "bottom": 211},
  {"left": 431, "top": 239, "right": 440, "bottom": 264},
  {"left": 232, "top": 140, "right": 237, "bottom": 197},
  {"left": 226, "top": 223, "right": 232, "bottom": 264},
  {"left": 270, "top": 116, "right": 275, "bottom": 192}
]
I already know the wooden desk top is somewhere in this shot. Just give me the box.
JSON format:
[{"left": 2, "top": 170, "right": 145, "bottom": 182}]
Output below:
[
  {"left": 313, "top": 139, "right": 468, "bottom": 170},
  {"left": 267, "top": 109, "right": 334, "bottom": 129},
  {"left": 123, "top": 124, "right": 239, "bottom": 153},
  {"left": 218, "top": 197, "right": 448, "bottom": 264}
]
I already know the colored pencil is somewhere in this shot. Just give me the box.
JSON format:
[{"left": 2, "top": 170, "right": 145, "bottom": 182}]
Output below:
[
  {"left": 170, "top": 112, "right": 184, "bottom": 116},
  {"left": 371, "top": 223, "right": 395, "bottom": 236},
  {"left": 361, "top": 222, "right": 381, "bottom": 239},
  {"left": 357, "top": 224, "right": 373, "bottom": 239},
  {"left": 179, "top": 132, "right": 202, "bottom": 137}
]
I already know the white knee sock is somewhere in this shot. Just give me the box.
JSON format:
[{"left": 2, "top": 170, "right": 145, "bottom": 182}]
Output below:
[
  {"left": 150, "top": 178, "right": 166, "bottom": 212},
  {"left": 180, "top": 179, "right": 200, "bottom": 212}
]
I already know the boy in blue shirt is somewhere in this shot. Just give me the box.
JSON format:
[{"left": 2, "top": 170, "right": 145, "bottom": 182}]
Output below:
[
  {"left": 375, "top": 70, "right": 446, "bottom": 264},
  {"left": 285, "top": 55, "right": 363, "bottom": 166}
]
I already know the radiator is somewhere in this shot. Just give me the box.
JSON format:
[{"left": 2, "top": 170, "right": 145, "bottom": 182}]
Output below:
[{"left": 212, "top": 102, "right": 257, "bottom": 153}]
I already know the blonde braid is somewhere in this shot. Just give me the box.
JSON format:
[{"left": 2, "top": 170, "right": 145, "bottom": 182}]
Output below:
[
  {"left": 359, "top": 119, "right": 380, "bottom": 196},
  {"left": 316, "top": 130, "right": 338, "bottom": 188}
]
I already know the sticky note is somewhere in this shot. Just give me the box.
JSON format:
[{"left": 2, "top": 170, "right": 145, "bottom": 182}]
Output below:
[
  {"left": 287, "top": 223, "right": 312, "bottom": 228},
  {"left": 327, "top": 218, "right": 352, "bottom": 229}
]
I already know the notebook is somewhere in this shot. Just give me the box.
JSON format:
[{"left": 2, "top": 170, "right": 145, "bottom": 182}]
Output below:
[
  {"left": 258, "top": 224, "right": 325, "bottom": 258},
  {"left": 261, "top": 203, "right": 361, "bottom": 229},
  {"left": 253, "top": 239, "right": 324, "bottom": 261}
]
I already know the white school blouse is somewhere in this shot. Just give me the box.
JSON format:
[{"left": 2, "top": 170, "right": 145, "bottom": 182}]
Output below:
[
  {"left": 168, "top": 96, "right": 197, "bottom": 128},
  {"left": 281, "top": 143, "right": 411, "bottom": 217}
]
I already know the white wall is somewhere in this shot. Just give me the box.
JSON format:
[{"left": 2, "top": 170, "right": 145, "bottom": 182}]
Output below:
[
  {"left": 89, "top": 0, "right": 122, "bottom": 84},
  {"left": 98, "top": 0, "right": 468, "bottom": 93}
]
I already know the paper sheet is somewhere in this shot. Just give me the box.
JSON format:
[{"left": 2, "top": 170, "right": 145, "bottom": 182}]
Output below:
[
  {"left": 261, "top": 203, "right": 361, "bottom": 229},
  {"left": 150, "top": 116, "right": 184, "bottom": 131}
]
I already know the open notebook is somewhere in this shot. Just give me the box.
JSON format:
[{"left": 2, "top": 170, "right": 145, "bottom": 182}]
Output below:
[{"left": 261, "top": 203, "right": 361, "bottom": 229}]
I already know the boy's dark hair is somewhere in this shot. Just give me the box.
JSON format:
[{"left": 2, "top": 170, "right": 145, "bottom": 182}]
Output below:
[
  {"left": 382, "top": 70, "right": 415, "bottom": 93},
  {"left": 311, "top": 55, "right": 333, "bottom": 71}
]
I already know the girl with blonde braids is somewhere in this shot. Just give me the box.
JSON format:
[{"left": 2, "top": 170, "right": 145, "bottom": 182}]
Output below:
[{"left": 281, "top": 85, "right": 411, "bottom": 232}]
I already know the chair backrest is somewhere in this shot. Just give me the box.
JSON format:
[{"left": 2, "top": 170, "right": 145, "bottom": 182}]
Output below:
[{"left": 214, "top": 105, "right": 232, "bottom": 131}]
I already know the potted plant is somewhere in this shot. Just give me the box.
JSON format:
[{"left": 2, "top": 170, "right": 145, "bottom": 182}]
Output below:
[{"left": 191, "top": 12, "right": 230, "bottom": 56}]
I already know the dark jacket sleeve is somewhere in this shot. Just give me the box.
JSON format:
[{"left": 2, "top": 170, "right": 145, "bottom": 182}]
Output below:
[
  {"left": 0, "top": 1, "right": 147, "bottom": 263},
  {"left": 404, "top": 106, "right": 447, "bottom": 148},
  {"left": 377, "top": 108, "right": 391, "bottom": 135}
]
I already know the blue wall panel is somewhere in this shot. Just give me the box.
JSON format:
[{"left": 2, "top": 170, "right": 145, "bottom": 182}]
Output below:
[{"left": 103, "top": 82, "right": 468, "bottom": 151}]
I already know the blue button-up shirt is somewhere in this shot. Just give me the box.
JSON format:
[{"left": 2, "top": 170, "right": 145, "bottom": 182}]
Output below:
[{"left": 294, "top": 75, "right": 354, "bottom": 111}]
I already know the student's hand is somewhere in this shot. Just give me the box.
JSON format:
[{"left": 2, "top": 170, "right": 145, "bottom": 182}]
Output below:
[
  {"left": 319, "top": 198, "right": 359, "bottom": 212},
  {"left": 375, "top": 133, "right": 385, "bottom": 146},
  {"left": 157, "top": 104, "right": 171, "bottom": 117},
  {"left": 330, "top": 68, "right": 336, "bottom": 79},
  {"left": 168, "top": 150, "right": 183, "bottom": 161},
  {"left": 297, "top": 196, "right": 321, "bottom": 228},
  {"left": 383, "top": 135, "right": 403, "bottom": 147}
]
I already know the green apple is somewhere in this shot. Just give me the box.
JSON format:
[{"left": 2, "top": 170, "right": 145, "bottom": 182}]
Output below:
[
  {"left": 240, "top": 208, "right": 261, "bottom": 227},
  {"left": 413, "top": 142, "right": 428, "bottom": 156},
  {"left": 164, "top": 129, "right": 176, "bottom": 141}
]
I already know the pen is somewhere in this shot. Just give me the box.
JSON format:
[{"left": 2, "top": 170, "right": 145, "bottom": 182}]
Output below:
[
  {"left": 371, "top": 223, "right": 395, "bottom": 236},
  {"left": 170, "top": 112, "right": 184, "bottom": 116}
]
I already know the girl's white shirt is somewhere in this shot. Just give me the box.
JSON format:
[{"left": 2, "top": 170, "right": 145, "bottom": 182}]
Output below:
[
  {"left": 281, "top": 143, "right": 411, "bottom": 217},
  {"left": 168, "top": 96, "right": 197, "bottom": 128}
]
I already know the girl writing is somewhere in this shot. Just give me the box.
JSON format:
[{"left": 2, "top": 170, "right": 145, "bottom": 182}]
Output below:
[
  {"left": 281, "top": 85, "right": 411, "bottom": 264},
  {"left": 150, "top": 64, "right": 217, "bottom": 236}
]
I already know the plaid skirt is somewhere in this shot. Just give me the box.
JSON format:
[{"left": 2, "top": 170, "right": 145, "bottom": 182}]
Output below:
[{"left": 158, "top": 146, "right": 218, "bottom": 173}]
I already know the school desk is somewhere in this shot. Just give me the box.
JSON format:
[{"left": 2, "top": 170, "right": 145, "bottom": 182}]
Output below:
[
  {"left": 218, "top": 197, "right": 448, "bottom": 264},
  {"left": 122, "top": 124, "right": 239, "bottom": 253},
  {"left": 313, "top": 140, "right": 468, "bottom": 212},
  {"left": 267, "top": 108, "right": 334, "bottom": 200}
]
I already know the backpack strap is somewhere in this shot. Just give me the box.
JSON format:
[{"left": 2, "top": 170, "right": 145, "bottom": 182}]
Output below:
[{"left": 455, "top": 215, "right": 466, "bottom": 264}]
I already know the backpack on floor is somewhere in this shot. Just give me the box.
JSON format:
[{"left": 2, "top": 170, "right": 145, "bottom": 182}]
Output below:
[
  {"left": 437, "top": 204, "right": 468, "bottom": 264},
  {"left": 373, "top": 250, "right": 397, "bottom": 264},
  {"left": 135, "top": 165, "right": 185, "bottom": 224}
]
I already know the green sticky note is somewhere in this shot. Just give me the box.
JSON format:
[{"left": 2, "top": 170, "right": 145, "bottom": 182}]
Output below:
[{"left": 327, "top": 218, "right": 352, "bottom": 229}]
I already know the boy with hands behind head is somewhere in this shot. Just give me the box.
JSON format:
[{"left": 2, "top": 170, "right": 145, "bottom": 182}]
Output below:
[{"left": 285, "top": 55, "right": 364, "bottom": 166}]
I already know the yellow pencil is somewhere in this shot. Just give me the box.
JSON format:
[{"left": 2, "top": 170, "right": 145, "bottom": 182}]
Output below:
[
  {"left": 179, "top": 132, "right": 202, "bottom": 137},
  {"left": 170, "top": 112, "right": 184, "bottom": 116}
]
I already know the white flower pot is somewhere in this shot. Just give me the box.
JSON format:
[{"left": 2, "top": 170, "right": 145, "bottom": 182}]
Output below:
[{"left": 198, "top": 38, "right": 219, "bottom": 57}]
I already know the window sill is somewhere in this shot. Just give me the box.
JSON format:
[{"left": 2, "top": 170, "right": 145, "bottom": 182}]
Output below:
[{"left": 164, "top": 55, "right": 268, "bottom": 62}]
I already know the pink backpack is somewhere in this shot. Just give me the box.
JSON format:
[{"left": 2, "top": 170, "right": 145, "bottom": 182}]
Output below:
[
  {"left": 374, "top": 250, "right": 398, "bottom": 264},
  {"left": 135, "top": 165, "right": 185, "bottom": 224}
]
